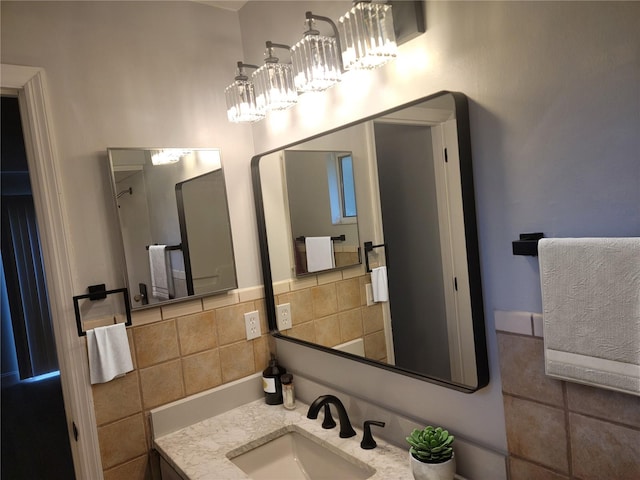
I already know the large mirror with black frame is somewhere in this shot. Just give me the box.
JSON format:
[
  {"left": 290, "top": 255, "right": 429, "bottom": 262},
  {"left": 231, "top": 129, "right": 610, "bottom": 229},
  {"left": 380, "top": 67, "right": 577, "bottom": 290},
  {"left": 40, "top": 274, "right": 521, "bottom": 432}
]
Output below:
[
  {"left": 108, "top": 148, "right": 237, "bottom": 309},
  {"left": 253, "top": 91, "right": 489, "bottom": 393}
]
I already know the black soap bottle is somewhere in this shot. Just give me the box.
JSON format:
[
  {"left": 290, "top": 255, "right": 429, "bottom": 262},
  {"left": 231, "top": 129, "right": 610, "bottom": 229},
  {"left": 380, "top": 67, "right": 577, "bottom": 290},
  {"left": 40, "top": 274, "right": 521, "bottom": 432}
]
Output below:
[{"left": 262, "top": 357, "right": 286, "bottom": 405}]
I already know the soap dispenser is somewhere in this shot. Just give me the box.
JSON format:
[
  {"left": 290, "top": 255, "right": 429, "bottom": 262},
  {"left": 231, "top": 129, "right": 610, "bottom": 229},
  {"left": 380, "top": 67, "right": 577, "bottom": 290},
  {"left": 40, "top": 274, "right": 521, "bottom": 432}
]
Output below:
[{"left": 262, "top": 357, "right": 286, "bottom": 405}]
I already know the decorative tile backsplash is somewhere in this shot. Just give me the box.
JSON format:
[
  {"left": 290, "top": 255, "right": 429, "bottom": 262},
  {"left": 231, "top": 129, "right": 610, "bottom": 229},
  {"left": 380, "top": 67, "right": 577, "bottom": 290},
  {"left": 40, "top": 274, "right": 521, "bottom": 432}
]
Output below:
[
  {"left": 91, "top": 269, "right": 384, "bottom": 479},
  {"left": 91, "top": 292, "right": 270, "bottom": 480},
  {"left": 495, "top": 310, "right": 640, "bottom": 479},
  {"left": 276, "top": 273, "right": 388, "bottom": 362}
]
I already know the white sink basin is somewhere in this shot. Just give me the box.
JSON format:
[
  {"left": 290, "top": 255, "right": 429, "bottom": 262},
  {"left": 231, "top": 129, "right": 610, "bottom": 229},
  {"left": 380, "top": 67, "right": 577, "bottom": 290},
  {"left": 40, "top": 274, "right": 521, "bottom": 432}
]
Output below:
[{"left": 228, "top": 429, "right": 375, "bottom": 480}]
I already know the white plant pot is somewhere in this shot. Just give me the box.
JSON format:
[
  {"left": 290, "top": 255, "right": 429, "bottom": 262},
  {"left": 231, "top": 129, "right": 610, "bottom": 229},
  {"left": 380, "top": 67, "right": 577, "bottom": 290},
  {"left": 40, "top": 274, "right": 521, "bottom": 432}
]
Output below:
[{"left": 410, "top": 452, "right": 456, "bottom": 480}]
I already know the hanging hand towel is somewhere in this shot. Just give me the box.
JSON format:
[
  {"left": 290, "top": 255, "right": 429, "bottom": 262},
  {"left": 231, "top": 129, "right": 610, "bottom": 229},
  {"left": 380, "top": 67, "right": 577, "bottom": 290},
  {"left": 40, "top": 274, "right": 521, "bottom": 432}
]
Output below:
[
  {"left": 539, "top": 237, "right": 640, "bottom": 396},
  {"left": 87, "top": 323, "right": 133, "bottom": 385},
  {"left": 149, "top": 245, "right": 172, "bottom": 300},
  {"left": 305, "top": 236, "right": 335, "bottom": 273},
  {"left": 371, "top": 266, "right": 389, "bottom": 302}
]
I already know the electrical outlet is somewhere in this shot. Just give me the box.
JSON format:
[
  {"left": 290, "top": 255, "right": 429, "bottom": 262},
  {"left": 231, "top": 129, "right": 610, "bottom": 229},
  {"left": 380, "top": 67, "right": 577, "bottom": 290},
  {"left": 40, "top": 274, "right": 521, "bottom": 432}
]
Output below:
[
  {"left": 276, "top": 303, "right": 292, "bottom": 331},
  {"left": 244, "top": 310, "right": 261, "bottom": 340},
  {"left": 365, "top": 283, "right": 374, "bottom": 306}
]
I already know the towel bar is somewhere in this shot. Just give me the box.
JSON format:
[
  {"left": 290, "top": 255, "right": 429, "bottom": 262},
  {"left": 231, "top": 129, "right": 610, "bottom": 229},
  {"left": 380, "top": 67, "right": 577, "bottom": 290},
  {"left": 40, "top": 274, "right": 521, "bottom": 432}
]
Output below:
[
  {"left": 364, "top": 241, "right": 388, "bottom": 273},
  {"left": 295, "top": 235, "right": 346, "bottom": 242},
  {"left": 145, "top": 243, "right": 182, "bottom": 251},
  {"left": 512, "top": 233, "right": 544, "bottom": 256},
  {"left": 73, "top": 286, "right": 132, "bottom": 337}
]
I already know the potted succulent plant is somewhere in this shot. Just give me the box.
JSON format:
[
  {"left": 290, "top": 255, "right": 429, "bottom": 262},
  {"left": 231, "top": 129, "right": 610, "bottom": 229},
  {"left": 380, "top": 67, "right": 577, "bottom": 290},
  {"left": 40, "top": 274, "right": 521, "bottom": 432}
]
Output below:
[{"left": 406, "top": 426, "right": 456, "bottom": 480}]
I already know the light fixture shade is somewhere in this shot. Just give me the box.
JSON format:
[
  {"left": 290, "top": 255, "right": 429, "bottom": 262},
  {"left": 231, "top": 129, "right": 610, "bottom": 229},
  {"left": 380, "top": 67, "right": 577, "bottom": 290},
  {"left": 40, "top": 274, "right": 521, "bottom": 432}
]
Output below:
[
  {"left": 225, "top": 77, "right": 265, "bottom": 123},
  {"left": 339, "top": 2, "right": 397, "bottom": 70},
  {"left": 253, "top": 62, "right": 298, "bottom": 112},
  {"left": 292, "top": 32, "right": 341, "bottom": 92}
]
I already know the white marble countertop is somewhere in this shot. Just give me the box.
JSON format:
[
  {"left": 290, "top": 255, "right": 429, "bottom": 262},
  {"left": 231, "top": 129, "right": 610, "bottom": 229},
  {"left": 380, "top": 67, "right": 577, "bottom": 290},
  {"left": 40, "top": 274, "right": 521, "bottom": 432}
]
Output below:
[{"left": 154, "top": 399, "right": 416, "bottom": 480}]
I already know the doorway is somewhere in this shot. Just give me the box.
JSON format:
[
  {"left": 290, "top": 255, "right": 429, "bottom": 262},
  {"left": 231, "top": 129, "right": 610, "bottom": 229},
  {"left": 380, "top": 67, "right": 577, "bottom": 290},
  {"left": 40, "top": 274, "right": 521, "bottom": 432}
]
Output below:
[
  {"left": 373, "top": 123, "right": 452, "bottom": 380},
  {"left": 1, "top": 95, "right": 76, "bottom": 479}
]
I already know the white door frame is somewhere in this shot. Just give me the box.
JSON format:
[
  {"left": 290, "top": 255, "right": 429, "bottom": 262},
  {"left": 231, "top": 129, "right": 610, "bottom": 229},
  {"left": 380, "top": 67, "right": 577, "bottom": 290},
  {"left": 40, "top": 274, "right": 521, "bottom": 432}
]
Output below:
[{"left": 2, "top": 64, "right": 103, "bottom": 479}]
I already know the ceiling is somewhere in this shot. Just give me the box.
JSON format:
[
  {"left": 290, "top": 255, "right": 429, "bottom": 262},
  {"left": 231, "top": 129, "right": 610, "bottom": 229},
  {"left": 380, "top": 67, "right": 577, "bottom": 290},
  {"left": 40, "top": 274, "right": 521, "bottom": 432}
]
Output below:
[{"left": 193, "top": 1, "right": 248, "bottom": 11}]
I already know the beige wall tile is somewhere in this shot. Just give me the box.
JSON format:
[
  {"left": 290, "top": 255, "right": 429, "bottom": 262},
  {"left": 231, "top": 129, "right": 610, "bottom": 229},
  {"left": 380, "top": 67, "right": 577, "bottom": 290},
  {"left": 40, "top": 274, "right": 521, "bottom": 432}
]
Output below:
[
  {"left": 288, "top": 321, "right": 316, "bottom": 343},
  {"left": 131, "top": 308, "right": 162, "bottom": 327},
  {"left": 182, "top": 349, "right": 222, "bottom": 396},
  {"left": 92, "top": 372, "right": 142, "bottom": 426},
  {"left": 314, "top": 314, "right": 340, "bottom": 347},
  {"left": 238, "top": 286, "right": 264, "bottom": 302},
  {"left": 103, "top": 455, "right": 149, "bottom": 480},
  {"left": 341, "top": 265, "right": 364, "bottom": 279},
  {"left": 161, "top": 299, "right": 202, "bottom": 319},
  {"left": 139, "top": 360, "right": 185, "bottom": 410},
  {"left": 364, "top": 331, "right": 387, "bottom": 361},
  {"left": 177, "top": 310, "right": 217, "bottom": 355},
  {"left": 497, "top": 333, "right": 564, "bottom": 407},
  {"left": 339, "top": 309, "right": 363, "bottom": 343},
  {"left": 570, "top": 413, "right": 640, "bottom": 480},
  {"left": 202, "top": 291, "right": 239, "bottom": 310},
  {"left": 98, "top": 414, "right": 147, "bottom": 470},
  {"left": 278, "top": 288, "right": 314, "bottom": 325},
  {"left": 362, "top": 304, "right": 384, "bottom": 334},
  {"left": 216, "top": 302, "right": 255, "bottom": 345},
  {"left": 494, "top": 310, "right": 532, "bottom": 335},
  {"left": 253, "top": 335, "right": 270, "bottom": 371},
  {"left": 219, "top": 342, "right": 255, "bottom": 383},
  {"left": 336, "top": 277, "right": 361, "bottom": 311},
  {"left": 133, "top": 320, "right": 179, "bottom": 369},
  {"left": 359, "top": 275, "right": 370, "bottom": 306},
  {"left": 290, "top": 276, "right": 317, "bottom": 291},
  {"left": 566, "top": 382, "right": 640, "bottom": 428},
  {"left": 508, "top": 457, "right": 569, "bottom": 480},
  {"left": 317, "top": 270, "right": 343, "bottom": 285},
  {"left": 503, "top": 395, "right": 568, "bottom": 473},
  {"left": 272, "top": 280, "right": 291, "bottom": 295},
  {"left": 312, "top": 283, "right": 338, "bottom": 317}
]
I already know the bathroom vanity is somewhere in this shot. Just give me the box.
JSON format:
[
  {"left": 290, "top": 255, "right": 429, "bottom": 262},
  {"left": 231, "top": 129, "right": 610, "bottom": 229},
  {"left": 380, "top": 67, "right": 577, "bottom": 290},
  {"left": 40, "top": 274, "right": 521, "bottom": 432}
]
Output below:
[
  {"left": 154, "top": 399, "right": 414, "bottom": 479},
  {"left": 151, "top": 374, "right": 504, "bottom": 479}
]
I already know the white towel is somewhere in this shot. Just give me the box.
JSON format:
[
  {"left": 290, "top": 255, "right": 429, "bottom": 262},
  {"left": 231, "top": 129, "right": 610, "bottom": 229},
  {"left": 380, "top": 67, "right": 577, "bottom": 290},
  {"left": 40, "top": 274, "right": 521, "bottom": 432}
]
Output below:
[
  {"left": 539, "top": 237, "right": 640, "bottom": 396},
  {"left": 149, "top": 245, "right": 172, "bottom": 299},
  {"left": 305, "top": 237, "right": 335, "bottom": 273},
  {"left": 371, "top": 266, "right": 389, "bottom": 302},
  {"left": 87, "top": 323, "right": 134, "bottom": 385}
]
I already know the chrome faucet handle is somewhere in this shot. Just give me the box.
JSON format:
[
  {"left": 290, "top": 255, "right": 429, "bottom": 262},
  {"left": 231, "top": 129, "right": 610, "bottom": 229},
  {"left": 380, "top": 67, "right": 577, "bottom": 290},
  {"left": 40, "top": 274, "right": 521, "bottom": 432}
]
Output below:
[
  {"left": 322, "top": 403, "right": 337, "bottom": 429},
  {"left": 360, "top": 420, "right": 385, "bottom": 449}
]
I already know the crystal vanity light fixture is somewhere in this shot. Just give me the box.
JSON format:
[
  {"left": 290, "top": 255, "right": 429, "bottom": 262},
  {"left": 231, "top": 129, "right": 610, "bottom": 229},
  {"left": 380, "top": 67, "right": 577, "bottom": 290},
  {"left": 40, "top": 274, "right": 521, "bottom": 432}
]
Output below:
[
  {"left": 339, "top": 1, "right": 397, "bottom": 70},
  {"left": 225, "top": 61, "right": 265, "bottom": 123},
  {"left": 291, "top": 12, "right": 344, "bottom": 93},
  {"left": 253, "top": 41, "right": 298, "bottom": 113}
]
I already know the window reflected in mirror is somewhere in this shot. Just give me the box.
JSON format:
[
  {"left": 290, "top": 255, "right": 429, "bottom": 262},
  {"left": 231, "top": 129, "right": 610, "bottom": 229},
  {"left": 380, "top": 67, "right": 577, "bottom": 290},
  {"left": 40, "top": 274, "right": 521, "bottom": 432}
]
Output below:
[{"left": 283, "top": 150, "right": 362, "bottom": 276}]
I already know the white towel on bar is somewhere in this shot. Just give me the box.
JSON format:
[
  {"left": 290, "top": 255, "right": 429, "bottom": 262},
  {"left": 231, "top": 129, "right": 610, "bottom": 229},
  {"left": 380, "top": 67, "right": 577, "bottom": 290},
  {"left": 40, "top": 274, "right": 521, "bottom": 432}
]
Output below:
[
  {"left": 538, "top": 237, "right": 640, "bottom": 396},
  {"left": 149, "top": 245, "right": 172, "bottom": 299},
  {"left": 305, "top": 237, "right": 335, "bottom": 273},
  {"left": 87, "top": 323, "right": 133, "bottom": 384},
  {"left": 371, "top": 266, "right": 389, "bottom": 302}
]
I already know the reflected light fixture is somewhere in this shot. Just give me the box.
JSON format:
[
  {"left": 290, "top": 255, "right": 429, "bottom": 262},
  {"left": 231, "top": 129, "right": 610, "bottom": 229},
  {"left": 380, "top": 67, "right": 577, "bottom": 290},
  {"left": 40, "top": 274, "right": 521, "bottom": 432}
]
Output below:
[
  {"left": 291, "top": 11, "right": 343, "bottom": 93},
  {"left": 225, "top": 61, "right": 265, "bottom": 123},
  {"left": 339, "top": 1, "right": 397, "bottom": 70},
  {"left": 151, "top": 149, "right": 191, "bottom": 166},
  {"left": 253, "top": 41, "right": 298, "bottom": 113}
]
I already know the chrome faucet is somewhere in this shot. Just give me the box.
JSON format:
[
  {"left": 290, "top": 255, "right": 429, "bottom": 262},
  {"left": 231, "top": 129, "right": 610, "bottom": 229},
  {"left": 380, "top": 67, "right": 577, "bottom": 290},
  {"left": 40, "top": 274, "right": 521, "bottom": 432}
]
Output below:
[{"left": 307, "top": 395, "right": 356, "bottom": 438}]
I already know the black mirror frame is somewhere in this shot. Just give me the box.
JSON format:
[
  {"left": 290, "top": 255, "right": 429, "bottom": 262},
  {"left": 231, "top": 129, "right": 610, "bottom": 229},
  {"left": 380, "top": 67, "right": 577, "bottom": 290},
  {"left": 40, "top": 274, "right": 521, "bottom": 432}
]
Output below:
[{"left": 251, "top": 91, "right": 489, "bottom": 393}]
